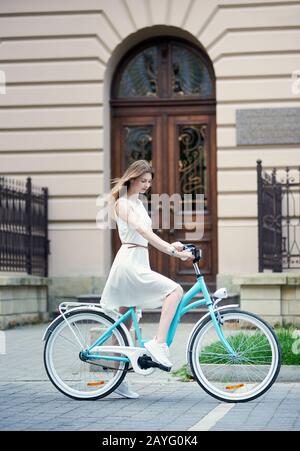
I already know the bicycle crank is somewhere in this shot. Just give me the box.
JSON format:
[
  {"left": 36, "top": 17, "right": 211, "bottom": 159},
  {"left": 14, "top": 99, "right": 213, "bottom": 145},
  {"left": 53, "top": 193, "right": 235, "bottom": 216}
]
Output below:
[{"left": 138, "top": 354, "right": 172, "bottom": 372}]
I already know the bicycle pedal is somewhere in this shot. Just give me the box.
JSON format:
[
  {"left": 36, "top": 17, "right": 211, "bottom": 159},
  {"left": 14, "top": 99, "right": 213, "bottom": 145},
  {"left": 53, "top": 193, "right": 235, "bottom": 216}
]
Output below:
[
  {"left": 138, "top": 354, "right": 172, "bottom": 372},
  {"left": 157, "top": 363, "right": 172, "bottom": 372}
]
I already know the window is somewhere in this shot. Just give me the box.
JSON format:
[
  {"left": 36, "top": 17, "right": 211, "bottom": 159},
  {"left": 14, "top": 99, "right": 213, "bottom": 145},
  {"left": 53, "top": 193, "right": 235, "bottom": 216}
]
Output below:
[{"left": 114, "top": 39, "right": 214, "bottom": 100}]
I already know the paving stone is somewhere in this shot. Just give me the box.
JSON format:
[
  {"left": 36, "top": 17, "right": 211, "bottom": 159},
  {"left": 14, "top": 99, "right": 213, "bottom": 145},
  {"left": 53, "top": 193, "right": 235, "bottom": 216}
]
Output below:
[{"left": 0, "top": 323, "right": 300, "bottom": 431}]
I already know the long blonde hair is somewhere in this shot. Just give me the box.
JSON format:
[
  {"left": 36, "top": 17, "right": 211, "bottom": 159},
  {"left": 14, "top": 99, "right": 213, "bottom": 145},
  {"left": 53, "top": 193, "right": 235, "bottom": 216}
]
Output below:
[
  {"left": 110, "top": 160, "right": 155, "bottom": 201},
  {"left": 106, "top": 160, "right": 154, "bottom": 224}
]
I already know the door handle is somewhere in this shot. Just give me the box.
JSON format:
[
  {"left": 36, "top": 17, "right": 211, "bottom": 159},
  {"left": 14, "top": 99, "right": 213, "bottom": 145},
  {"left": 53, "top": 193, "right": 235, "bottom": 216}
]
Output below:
[
  {"left": 170, "top": 205, "right": 175, "bottom": 234},
  {"left": 154, "top": 205, "right": 178, "bottom": 234}
]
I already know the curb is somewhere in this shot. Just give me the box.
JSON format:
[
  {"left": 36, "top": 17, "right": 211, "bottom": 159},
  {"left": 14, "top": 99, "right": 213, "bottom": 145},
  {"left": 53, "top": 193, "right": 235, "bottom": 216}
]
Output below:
[
  {"left": 182, "top": 365, "right": 300, "bottom": 383},
  {"left": 277, "top": 366, "right": 300, "bottom": 382}
]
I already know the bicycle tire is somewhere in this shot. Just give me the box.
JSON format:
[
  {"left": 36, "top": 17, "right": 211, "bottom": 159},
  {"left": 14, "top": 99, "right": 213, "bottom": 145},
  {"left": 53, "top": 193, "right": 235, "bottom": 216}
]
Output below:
[
  {"left": 44, "top": 309, "right": 130, "bottom": 400},
  {"left": 189, "top": 309, "right": 281, "bottom": 403}
]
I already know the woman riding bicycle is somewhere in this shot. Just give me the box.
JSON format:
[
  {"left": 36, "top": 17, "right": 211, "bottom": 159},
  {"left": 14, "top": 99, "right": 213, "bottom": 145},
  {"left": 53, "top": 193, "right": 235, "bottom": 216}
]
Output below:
[{"left": 100, "top": 160, "right": 193, "bottom": 398}]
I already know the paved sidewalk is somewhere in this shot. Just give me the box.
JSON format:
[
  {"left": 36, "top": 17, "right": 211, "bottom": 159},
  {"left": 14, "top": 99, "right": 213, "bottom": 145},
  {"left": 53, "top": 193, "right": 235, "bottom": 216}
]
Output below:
[{"left": 0, "top": 322, "right": 299, "bottom": 431}]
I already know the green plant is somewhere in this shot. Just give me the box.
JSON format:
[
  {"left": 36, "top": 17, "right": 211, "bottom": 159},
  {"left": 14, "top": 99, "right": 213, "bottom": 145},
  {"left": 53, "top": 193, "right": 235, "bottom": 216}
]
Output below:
[
  {"left": 172, "top": 364, "right": 194, "bottom": 382},
  {"left": 275, "top": 327, "right": 300, "bottom": 365},
  {"left": 172, "top": 327, "right": 300, "bottom": 382}
]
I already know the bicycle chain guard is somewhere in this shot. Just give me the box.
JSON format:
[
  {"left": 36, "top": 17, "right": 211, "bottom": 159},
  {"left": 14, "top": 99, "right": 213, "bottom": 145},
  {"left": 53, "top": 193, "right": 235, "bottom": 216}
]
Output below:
[{"left": 88, "top": 346, "right": 155, "bottom": 376}]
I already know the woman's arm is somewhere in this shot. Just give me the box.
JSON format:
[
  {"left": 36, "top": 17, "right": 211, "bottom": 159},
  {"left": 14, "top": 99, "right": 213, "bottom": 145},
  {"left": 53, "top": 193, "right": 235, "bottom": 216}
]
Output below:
[{"left": 116, "top": 199, "right": 192, "bottom": 259}]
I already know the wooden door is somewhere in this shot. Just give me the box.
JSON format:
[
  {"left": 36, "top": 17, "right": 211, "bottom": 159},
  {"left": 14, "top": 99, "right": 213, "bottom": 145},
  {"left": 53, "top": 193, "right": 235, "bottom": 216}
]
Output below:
[
  {"left": 167, "top": 114, "right": 217, "bottom": 290},
  {"left": 111, "top": 111, "right": 217, "bottom": 290},
  {"left": 111, "top": 36, "right": 217, "bottom": 290}
]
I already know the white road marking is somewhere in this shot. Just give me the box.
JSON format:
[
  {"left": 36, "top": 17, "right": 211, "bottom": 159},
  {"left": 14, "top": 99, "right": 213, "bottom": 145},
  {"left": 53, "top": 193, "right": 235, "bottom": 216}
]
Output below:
[{"left": 188, "top": 403, "right": 236, "bottom": 431}]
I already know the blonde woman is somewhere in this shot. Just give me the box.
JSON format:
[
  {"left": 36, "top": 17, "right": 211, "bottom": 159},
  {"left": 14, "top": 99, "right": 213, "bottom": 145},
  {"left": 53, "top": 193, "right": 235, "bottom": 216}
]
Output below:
[{"left": 100, "top": 160, "right": 193, "bottom": 398}]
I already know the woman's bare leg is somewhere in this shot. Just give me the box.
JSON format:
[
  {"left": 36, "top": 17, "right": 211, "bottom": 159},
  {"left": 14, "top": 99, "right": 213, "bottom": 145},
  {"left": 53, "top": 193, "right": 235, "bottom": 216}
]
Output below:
[
  {"left": 156, "top": 285, "right": 183, "bottom": 343},
  {"left": 111, "top": 306, "right": 135, "bottom": 371},
  {"left": 119, "top": 306, "right": 134, "bottom": 332},
  {"left": 111, "top": 306, "right": 134, "bottom": 345}
]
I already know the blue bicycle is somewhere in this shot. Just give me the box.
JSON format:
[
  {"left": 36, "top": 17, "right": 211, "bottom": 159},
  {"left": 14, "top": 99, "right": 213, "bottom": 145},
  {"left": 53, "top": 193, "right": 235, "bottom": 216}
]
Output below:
[{"left": 43, "top": 244, "right": 281, "bottom": 403}]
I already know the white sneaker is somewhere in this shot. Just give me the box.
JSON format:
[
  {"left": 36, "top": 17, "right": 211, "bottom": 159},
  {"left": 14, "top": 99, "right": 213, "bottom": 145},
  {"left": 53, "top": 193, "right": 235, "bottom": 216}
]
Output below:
[
  {"left": 144, "top": 338, "right": 173, "bottom": 368},
  {"left": 114, "top": 380, "right": 139, "bottom": 399}
]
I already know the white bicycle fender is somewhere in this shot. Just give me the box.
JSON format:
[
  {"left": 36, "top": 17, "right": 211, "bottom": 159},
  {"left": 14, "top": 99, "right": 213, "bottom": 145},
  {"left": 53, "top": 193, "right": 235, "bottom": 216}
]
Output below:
[{"left": 42, "top": 304, "right": 135, "bottom": 349}]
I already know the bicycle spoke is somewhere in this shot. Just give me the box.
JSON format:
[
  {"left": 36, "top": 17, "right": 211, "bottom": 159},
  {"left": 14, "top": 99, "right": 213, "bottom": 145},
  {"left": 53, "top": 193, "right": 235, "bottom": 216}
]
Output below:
[
  {"left": 190, "top": 310, "right": 280, "bottom": 402},
  {"left": 44, "top": 311, "right": 129, "bottom": 399}
]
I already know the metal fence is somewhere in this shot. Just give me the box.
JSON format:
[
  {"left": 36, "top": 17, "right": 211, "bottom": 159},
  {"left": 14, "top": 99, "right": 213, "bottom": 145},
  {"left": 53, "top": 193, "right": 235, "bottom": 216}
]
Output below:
[
  {"left": 0, "top": 177, "right": 50, "bottom": 277},
  {"left": 257, "top": 160, "right": 300, "bottom": 272}
]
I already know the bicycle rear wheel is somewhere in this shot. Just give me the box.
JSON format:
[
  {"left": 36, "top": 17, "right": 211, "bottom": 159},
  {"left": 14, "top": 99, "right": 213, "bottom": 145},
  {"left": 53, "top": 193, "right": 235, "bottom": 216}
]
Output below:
[
  {"left": 44, "top": 310, "right": 129, "bottom": 400},
  {"left": 189, "top": 309, "right": 281, "bottom": 403}
]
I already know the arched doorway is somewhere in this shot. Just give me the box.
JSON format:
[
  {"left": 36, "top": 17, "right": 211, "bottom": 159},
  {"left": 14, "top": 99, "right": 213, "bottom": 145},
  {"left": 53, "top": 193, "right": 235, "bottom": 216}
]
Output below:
[{"left": 111, "top": 37, "right": 217, "bottom": 290}]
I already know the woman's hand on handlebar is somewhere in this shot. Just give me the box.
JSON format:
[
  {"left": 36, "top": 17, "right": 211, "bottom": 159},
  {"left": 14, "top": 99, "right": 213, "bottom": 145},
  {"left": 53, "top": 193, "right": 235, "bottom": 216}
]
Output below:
[
  {"left": 171, "top": 241, "right": 185, "bottom": 251},
  {"left": 170, "top": 241, "right": 194, "bottom": 260},
  {"left": 176, "top": 250, "right": 194, "bottom": 261}
]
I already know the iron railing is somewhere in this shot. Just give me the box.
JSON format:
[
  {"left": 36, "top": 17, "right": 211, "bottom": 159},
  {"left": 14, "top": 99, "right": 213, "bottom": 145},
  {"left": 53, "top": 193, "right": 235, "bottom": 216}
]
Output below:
[
  {"left": 257, "top": 160, "right": 300, "bottom": 272},
  {"left": 0, "top": 177, "right": 50, "bottom": 276}
]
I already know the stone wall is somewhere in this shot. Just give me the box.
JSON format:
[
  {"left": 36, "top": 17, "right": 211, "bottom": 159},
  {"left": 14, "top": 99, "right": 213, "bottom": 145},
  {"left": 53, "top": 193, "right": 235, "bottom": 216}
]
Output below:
[
  {"left": 233, "top": 273, "right": 300, "bottom": 326},
  {"left": 48, "top": 275, "right": 106, "bottom": 317},
  {"left": 0, "top": 276, "right": 49, "bottom": 330},
  {"left": 0, "top": 0, "right": 299, "bottom": 282}
]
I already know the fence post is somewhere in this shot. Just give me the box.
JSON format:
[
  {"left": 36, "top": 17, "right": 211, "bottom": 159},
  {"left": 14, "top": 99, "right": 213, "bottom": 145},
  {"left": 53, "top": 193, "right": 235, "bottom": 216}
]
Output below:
[
  {"left": 257, "top": 160, "right": 263, "bottom": 272},
  {"left": 0, "top": 178, "right": 3, "bottom": 265},
  {"left": 43, "top": 187, "right": 49, "bottom": 277},
  {"left": 273, "top": 168, "right": 282, "bottom": 272},
  {"left": 26, "top": 177, "right": 32, "bottom": 275}
]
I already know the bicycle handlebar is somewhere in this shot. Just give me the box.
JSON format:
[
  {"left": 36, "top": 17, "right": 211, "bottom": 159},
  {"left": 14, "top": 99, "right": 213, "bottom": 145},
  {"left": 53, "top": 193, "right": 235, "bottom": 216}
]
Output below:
[{"left": 182, "top": 243, "right": 202, "bottom": 263}]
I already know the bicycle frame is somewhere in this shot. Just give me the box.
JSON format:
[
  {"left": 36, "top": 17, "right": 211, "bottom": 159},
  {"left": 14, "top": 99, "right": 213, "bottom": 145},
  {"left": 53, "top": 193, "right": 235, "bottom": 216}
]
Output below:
[{"left": 84, "top": 273, "right": 235, "bottom": 363}]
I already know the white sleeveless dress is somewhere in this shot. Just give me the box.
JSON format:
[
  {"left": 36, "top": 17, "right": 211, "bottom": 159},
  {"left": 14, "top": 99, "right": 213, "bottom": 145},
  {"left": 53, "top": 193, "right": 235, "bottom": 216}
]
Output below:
[{"left": 100, "top": 196, "right": 179, "bottom": 311}]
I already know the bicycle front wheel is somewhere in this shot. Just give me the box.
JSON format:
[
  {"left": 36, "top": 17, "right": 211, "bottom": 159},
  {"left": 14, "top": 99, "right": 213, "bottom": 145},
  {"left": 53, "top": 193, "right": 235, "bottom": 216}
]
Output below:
[
  {"left": 189, "top": 309, "right": 281, "bottom": 403},
  {"left": 44, "top": 310, "right": 129, "bottom": 400}
]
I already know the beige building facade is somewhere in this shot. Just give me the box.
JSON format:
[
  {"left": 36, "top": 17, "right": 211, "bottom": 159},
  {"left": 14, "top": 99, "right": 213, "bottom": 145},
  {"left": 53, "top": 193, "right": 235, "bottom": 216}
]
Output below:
[{"left": 0, "top": 0, "right": 300, "bottom": 320}]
